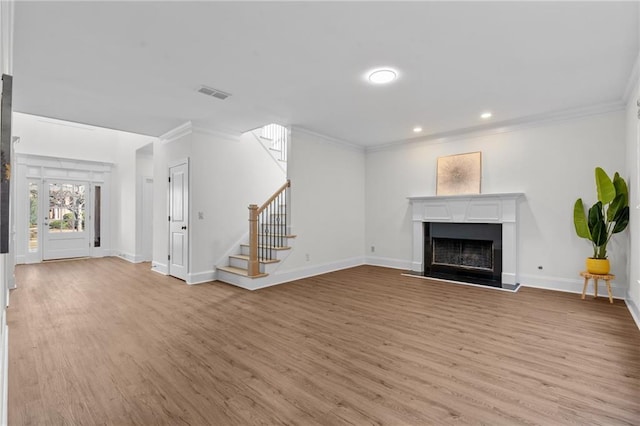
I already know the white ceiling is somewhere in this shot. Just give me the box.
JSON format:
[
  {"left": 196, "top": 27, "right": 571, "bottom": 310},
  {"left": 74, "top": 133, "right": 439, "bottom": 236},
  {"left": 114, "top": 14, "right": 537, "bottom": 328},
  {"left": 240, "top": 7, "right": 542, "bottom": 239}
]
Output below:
[{"left": 11, "top": 1, "right": 639, "bottom": 147}]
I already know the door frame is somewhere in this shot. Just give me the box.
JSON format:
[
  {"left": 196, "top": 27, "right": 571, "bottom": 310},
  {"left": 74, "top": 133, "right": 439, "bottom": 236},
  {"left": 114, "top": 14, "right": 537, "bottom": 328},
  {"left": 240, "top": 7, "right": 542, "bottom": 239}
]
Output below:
[
  {"left": 15, "top": 154, "right": 112, "bottom": 264},
  {"left": 167, "top": 158, "right": 189, "bottom": 280},
  {"left": 42, "top": 179, "right": 91, "bottom": 261}
]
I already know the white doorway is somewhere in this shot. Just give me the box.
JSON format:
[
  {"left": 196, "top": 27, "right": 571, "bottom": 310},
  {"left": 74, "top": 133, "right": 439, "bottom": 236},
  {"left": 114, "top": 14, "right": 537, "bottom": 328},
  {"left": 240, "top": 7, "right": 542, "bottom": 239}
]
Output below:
[
  {"left": 42, "top": 180, "right": 91, "bottom": 260},
  {"left": 168, "top": 160, "right": 189, "bottom": 280},
  {"left": 15, "top": 154, "right": 112, "bottom": 264},
  {"left": 141, "top": 177, "right": 153, "bottom": 262}
]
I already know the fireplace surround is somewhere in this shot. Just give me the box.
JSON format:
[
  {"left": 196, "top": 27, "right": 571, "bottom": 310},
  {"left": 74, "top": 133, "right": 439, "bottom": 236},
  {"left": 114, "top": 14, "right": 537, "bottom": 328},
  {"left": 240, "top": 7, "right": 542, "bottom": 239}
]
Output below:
[{"left": 408, "top": 193, "right": 524, "bottom": 290}]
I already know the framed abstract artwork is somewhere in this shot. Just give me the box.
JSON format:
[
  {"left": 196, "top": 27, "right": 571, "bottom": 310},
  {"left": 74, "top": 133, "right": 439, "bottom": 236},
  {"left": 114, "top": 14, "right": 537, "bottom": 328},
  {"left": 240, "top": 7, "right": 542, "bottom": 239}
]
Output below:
[{"left": 436, "top": 151, "right": 482, "bottom": 195}]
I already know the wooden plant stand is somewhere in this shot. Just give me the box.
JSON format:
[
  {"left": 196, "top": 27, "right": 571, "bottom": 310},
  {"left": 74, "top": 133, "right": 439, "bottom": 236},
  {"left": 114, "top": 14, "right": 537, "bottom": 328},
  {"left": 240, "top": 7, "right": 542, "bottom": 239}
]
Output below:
[{"left": 580, "top": 271, "right": 615, "bottom": 304}]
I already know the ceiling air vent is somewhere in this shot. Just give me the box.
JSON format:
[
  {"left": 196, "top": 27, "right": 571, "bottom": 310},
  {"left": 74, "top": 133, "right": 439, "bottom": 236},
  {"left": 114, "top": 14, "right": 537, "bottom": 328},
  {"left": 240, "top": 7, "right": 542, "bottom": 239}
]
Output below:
[{"left": 197, "top": 85, "right": 231, "bottom": 100}]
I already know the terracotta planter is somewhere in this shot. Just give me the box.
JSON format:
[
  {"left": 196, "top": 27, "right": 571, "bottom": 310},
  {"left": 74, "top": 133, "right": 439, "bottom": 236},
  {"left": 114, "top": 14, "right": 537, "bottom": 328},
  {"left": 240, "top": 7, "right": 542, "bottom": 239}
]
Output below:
[{"left": 586, "top": 258, "right": 610, "bottom": 275}]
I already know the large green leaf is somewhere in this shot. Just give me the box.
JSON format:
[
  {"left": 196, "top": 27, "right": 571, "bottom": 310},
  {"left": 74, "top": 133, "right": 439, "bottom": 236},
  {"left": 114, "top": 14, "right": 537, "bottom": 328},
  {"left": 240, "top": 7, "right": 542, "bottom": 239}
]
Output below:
[
  {"left": 588, "top": 201, "right": 603, "bottom": 230},
  {"left": 612, "top": 206, "right": 630, "bottom": 234},
  {"left": 595, "top": 167, "right": 615, "bottom": 204},
  {"left": 613, "top": 172, "right": 629, "bottom": 206},
  {"left": 573, "top": 199, "right": 591, "bottom": 239},
  {"left": 588, "top": 202, "right": 607, "bottom": 246},
  {"left": 607, "top": 194, "right": 625, "bottom": 222}
]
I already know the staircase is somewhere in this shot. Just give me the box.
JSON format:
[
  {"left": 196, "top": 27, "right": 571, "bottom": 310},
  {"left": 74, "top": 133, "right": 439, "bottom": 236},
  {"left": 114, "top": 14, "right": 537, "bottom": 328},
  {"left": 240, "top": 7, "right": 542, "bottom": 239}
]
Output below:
[
  {"left": 217, "top": 180, "right": 295, "bottom": 288},
  {"left": 252, "top": 123, "right": 288, "bottom": 173}
]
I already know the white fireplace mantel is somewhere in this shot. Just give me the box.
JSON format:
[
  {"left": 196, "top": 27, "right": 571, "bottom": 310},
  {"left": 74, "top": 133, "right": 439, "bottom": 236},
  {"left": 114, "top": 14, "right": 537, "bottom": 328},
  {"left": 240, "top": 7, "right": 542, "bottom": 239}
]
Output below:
[{"left": 408, "top": 193, "right": 525, "bottom": 288}]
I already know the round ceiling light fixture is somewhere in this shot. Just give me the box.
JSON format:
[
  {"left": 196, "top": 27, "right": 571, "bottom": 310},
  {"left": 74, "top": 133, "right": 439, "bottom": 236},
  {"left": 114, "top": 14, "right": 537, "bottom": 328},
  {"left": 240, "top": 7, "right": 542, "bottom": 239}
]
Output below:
[
  {"left": 367, "top": 68, "right": 398, "bottom": 84},
  {"left": 481, "top": 112, "right": 493, "bottom": 119},
  {"left": 413, "top": 126, "right": 423, "bottom": 133}
]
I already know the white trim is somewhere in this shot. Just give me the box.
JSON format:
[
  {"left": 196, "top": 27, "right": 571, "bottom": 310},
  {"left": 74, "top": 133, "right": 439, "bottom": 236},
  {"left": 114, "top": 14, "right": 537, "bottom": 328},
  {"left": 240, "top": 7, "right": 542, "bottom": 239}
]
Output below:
[
  {"left": 365, "top": 256, "right": 412, "bottom": 270},
  {"left": 520, "top": 273, "right": 626, "bottom": 299},
  {"left": 217, "top": 256, "right": 365, "bottom": 291},
  {"left": 367, "top": 101, "right": 625, "bottom": 153},
  {"left": 626, "top": 291, "right": 640, "bottom": 330},
  {"left": 186, "top": 270, "right": 215, "bottom": 285},
  {"left": 1, "top": 325, "right": 6, "bottom": 426},
  {"left": 15, "top": 153, "right": 112, "bottom": 170},
  {"left": 159, "top": 121, "right": 192, "bottom": 144},
  {"left": 249, "top": 130, "right": 287, "bottom": 174},
  {"left": 192, "top": 125, "right": 241, "bottom": 141},
  {"left": 291, "top": 126, "right": 365, "bottom": 152},
  {"left": 151, "top": 261, "right": 168, "bottom": 275},
  {"left": 116, "top": 252, "right": 145, "bottom": 264},
  {"left": 213, "top": 231, "right": 249, "bottom": 268},
  {"left": 1, "top": 0, "right": 14, "bottom": 75}
]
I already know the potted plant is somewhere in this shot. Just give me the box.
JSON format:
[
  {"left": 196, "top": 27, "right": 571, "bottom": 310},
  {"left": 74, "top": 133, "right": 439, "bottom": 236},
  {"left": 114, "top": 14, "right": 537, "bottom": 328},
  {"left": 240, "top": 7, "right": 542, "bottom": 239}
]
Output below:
[{"left": 573, "top": 167, "right": 629, "bottom": 274}]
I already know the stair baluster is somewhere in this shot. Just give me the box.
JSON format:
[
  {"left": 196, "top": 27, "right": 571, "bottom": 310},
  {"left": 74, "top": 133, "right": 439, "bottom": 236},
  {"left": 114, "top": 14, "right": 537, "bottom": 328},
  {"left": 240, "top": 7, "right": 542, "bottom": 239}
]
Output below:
[{"left": 248, "top": 180, "right": 290, "bottom": 277}]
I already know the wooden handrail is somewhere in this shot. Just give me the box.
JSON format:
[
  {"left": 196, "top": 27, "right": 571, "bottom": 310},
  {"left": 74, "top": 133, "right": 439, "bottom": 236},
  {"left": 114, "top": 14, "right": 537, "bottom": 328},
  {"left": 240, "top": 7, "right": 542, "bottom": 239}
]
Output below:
[
  {"left": 248, "top": 180, "right": 290, "bottom": 277},
  {"left": 257, "top": 180, "right": 290, "bottom": 213}
]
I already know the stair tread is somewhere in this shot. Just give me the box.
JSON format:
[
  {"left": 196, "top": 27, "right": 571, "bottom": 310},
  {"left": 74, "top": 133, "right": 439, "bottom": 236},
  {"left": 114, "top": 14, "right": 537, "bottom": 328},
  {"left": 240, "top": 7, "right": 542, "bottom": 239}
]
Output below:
[
  {"left": 240, "top": 244, "right": 291, "bottom": 250},
  {"left": 229, "top": 254, "right": 280, "bottom": 264},
  {"left": 217, "top": 265, "right": 268, "bottom": 278}
]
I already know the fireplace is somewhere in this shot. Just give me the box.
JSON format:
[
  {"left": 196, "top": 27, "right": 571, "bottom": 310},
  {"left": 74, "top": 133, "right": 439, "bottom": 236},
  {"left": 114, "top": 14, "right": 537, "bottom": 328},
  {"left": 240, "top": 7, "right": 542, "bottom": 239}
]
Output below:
[
  {"left": 424, "top": 222, "right": 502, "bottom": 287},
  {"left": 408, "top": 193, "right": 523, "bottom": 290}
]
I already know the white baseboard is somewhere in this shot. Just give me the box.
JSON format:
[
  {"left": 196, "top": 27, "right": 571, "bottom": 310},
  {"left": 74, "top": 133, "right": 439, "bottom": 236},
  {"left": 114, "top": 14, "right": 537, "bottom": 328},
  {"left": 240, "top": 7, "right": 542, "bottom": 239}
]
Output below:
[
  {"left": 365, "top": 256, "right": 412, "bottom": 270},
  {"left": 151, "top": 261, "right": 168, "bottom": 275},
  {"left": 116, "top": 252, "right": 147, "bottom": 264},
  {"left": 520, "top": 273, "right": 626, "bottom": 299},
  {"left": 1, "top": 324, "right": 7, "bottom": 426},
  {"left": 219, "top": 256, "right": 366, "bottom": 291},
  {"left": 187, "top": 270, "right": 216, "bottom": 285},
  {"left": 625, "top": 291, "right": 640, "bottom": 330}
]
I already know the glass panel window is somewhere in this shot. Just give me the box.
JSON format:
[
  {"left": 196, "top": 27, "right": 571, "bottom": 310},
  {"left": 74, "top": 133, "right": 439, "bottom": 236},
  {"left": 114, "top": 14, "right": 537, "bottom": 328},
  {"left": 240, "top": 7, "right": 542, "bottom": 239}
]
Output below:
[
  {"left": 94, "top": 186, "right": 101, "bottom": 247},
  {"left": 29, "top": 182, "right": 38, "bottom": 252},
  {"left": 48, "top": 183, "right": 86, "bottom": 233}
]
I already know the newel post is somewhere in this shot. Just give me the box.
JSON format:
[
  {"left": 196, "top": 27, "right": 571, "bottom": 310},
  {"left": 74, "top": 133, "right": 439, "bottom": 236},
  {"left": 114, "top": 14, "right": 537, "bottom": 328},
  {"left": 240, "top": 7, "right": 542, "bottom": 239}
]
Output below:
[{"left": 248, "top": 204, "right": 259, "bottom": 276}]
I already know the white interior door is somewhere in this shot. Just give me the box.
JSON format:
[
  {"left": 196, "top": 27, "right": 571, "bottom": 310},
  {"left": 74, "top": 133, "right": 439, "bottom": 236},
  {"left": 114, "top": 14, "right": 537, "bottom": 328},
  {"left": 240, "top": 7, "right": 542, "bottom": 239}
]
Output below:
[
  {"left": 43, "top": 180, "right": 91, "bottom": 260},
  {"left": 168, "top": 162, "right": 188, "bottom": 280}
]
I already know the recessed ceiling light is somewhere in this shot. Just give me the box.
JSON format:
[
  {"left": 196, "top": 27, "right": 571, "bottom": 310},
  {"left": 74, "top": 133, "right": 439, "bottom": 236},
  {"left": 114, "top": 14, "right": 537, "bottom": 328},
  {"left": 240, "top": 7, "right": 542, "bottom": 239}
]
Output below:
[
  {"left": 481, "top": 112, "right": 492, "bottom": 119},
  {"left": 367, "top": 68, "right": 398, "bottom": 84},
  {"left": 413, "top": 126, "right": 423, "bottom": 133}
]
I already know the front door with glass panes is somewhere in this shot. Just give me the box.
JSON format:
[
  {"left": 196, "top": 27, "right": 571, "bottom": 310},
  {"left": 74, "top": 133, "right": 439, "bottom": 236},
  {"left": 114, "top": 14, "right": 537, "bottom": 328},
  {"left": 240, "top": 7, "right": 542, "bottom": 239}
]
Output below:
[{"left": 42, "top": 180, "right": 91, "bottom": 260}]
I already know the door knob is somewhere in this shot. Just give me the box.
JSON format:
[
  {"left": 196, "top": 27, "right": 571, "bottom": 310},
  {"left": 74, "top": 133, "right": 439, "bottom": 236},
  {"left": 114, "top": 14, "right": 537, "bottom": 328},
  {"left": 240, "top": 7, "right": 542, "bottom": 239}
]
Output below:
[{"left": 181, "top": 226, "right": 187, "bottom": 230}]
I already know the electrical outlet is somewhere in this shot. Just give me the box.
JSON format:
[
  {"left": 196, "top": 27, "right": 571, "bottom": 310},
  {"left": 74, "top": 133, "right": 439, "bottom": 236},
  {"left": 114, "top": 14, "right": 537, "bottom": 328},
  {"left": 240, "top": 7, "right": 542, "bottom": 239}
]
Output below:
[
  {"left": 371, "top": 245, "right": 375, "bottom": 253},
  {"left": 198, "top": 211, "right": 204, "bottom": 219},
  {"left": 305, "top": 253, "right": 310, "bottom": 261}
]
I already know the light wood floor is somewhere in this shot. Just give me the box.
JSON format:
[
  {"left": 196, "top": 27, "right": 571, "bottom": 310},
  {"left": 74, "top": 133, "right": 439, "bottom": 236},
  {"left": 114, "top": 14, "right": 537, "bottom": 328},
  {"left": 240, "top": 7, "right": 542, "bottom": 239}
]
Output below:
[{"left": 8, "top": 258, "right": 640, "bottom": 425}]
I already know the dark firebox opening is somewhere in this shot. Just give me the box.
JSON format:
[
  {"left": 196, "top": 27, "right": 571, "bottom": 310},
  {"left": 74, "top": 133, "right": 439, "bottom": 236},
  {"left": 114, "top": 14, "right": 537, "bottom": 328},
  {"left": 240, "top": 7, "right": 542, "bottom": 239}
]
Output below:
[{"left": 424, "top": 222, "right": 503, "bottom": 288}]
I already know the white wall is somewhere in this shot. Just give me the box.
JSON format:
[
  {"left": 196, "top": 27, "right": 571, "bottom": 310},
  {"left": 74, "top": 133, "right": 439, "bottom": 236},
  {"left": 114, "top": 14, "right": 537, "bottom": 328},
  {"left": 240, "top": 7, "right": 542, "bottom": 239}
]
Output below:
[
  {"left": 277, "top": 129, "right": 366, "bottom": 275},
  {"left": 0, "top": 0, "right": 12, "bottom": 422},
  {"left": 151, "top": 127, "right": 286, "bottom": 282},
  {"left": 11, "top": 113, "right": 156, "bottom": 262},
  {"left": 111, "top": 133, "right": 156, "bottom": 261},
  {"left": 626, "top": 76, "right": 640, "bottom": 326},
  {"left": 135, "top": 146, "right": 153, "bottom": 261},
  {"left": 365, "top": 110, "right": 629, "bottom": 297}
]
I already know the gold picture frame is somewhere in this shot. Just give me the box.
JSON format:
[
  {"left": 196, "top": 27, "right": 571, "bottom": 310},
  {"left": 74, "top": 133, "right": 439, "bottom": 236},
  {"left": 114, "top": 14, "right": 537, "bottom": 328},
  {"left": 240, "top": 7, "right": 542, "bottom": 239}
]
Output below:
[{"left": 436, "top": 151, "right": 482, "bottom": 195}]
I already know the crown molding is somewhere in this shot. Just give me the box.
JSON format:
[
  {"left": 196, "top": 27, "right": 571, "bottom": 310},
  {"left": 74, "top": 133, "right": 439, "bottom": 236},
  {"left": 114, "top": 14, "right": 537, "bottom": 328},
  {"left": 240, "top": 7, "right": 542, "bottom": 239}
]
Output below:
[
  {"left": 291, "top": 126, "right": 365, "bottom": 152},
  {"left": 367, "top": 101, "right": 626, "bottom": 153},
  {"left": 1, "top": 0, "right": 14, "bottom": 75},
  {"left": 191, "top": 124, "right": 241, "bottom": 141},
  {"left": 623, "top": 50, "right": 640, "bottom": 103},
  {"left": 158, "top": 121, "right": 192, "bottom": 144}
]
